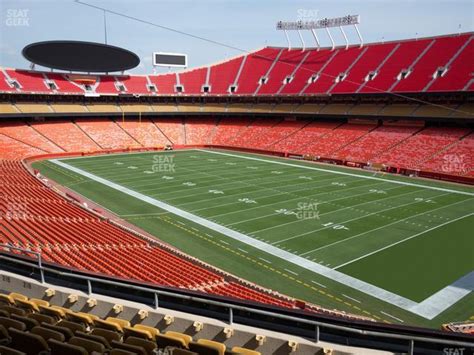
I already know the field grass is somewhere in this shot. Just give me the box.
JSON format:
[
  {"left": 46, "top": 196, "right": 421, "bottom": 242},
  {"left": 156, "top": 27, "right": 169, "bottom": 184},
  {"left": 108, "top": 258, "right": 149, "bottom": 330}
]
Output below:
[{"left": 33, "top": 149, "right": 474, "bottom": 328}]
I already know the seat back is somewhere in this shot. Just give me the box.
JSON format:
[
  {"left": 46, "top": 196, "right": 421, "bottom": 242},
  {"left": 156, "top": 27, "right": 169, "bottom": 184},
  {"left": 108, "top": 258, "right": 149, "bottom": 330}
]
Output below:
[
  {"left": 91, "top": 327, "right": 121, "bottom": 343},
  {"left": 123, "top": 326, "right": 152, "bottom": 341},
  {"left": 9, "top": 327, "right": 49, "bottom": 355},
  {"left": 109, "top": 349, "right": 137, "bottom": 355},
  {"left": 94, "top": 318, "right": 123, "bottom": 333},
  {"left": 231, "top": 347, "right": 261, "bottom": 355},
  {"left": 0, "top": 306, "right": 26, "bottom": 317},
  {"left": 0, "top": 316, "right": 26, "bottom": 331},
  {"left": 48, "top": 338, "right": 88, "bottom": 355},
  {"left": 0, "top": 345, "right": 27, "bottom": 355},
  {"left": 40, "top": 323, "right": 74, "bottom": 340},
  {"left": 189, "top": 341, "right": 222, "bottom": 355},
  {"left": 0, "top": 324, "right": 10, "bottom": 344},
  {"left": 76, "top": 330, "right": 111, "bottom": 348},
  {"left": 57, "top": 319, "right": 86, "bottom": 334},
  {"left": 70, "top": 336, "right": 106, "bottom": 354},
  {"left": 155, "top": 333, "right": 187, "bottom": 349},
  {"left": 31, "top": 325, "right": 65, "bottom": 342},
  {"left": 28, "top": 312, "right": 55, "bottom": 325},
  {"left": 125, "top": 336, "right": 157, "bottom": 355},
  {"left": 11, "top": 314, "right": 39, "bottom": 331},
  {"left": 165, "top": 331, "right": 193, "bottom": 347},
  {"left": 168, "top": 348, "right": 199, "bottom": 355},
  {"left": 197, "top": 339, "right": 226, "bottom": 355},
  {"left": 111, "top": 339, "right": 147, "bottom": 355}
]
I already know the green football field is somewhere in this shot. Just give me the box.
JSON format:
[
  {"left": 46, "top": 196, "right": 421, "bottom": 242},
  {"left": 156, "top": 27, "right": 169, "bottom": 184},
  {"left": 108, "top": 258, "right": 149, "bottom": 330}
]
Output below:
[{"left": 33, "top": 149, "right": 474, "bottom": 329}]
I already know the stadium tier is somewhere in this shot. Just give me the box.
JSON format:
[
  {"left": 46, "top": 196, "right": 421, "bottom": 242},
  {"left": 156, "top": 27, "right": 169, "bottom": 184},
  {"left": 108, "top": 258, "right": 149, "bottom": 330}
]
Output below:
[
  {"left": 0, "top": 119, "right": 471, "bottom": 177},
  {"left": 1, "top": 33, "right": 473, "bottom": 96}
]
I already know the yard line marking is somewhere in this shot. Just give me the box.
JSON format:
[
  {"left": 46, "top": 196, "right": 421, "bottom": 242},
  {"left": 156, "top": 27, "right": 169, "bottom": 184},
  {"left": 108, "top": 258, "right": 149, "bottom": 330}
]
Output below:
[
  {"left": 207, "top": 180, "right": 392, "bottom": 219},
  {"left": 300, "top": 196, "right": 469, "bottom": 256},
  {"left": 284, "top": 269, "right": 298, "bottom": 276},
  {"left": 191, "top": 227, "right": 199, "bottom": 232},
  {"left": 205, "top": 233, "right": 214, "bottom": 238},
  {"left": 225, "top": 184, "right": 402, "bottom": 227},
  {"left": 259, "top": 258, "right": 272, "bottom": 264},
  {"left": 311, "top": 281, "right": 327, "bottom": 288},
  {"left": 380, "top": 311, "right": 404, "bottom": 323},
  {"left": 52, "top": 158, "right": 472, "bottom": 320},
  {"left": 273, "top": 189, "right": 436, "bottom": 245},
  {"left": 237, "top": 248, "right": 248, "bottom": 254},
  {"left": 342, "top": 294, "right": 361, "bottom": 303},
  {"left": 198, "top": 149, "right": 474, "bottom": 196},
  {"left": 220, "top": 240, "right": 230, "bottom": 245},
  {"left": 119, "top": 212, "right": 168, "bottom": 217},
  {"left": 177, "top": 221, "right": 186, "bottom": 226},
  {"left": 334, "top": 213, "right": 473, "bottom": 269}
]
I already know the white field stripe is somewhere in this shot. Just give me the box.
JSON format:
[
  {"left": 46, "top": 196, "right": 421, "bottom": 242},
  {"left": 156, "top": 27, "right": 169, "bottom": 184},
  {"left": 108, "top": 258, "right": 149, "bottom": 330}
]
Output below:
[
  {"left": 225, "top": 184, "right": 403, "bottom": 227},
  {"left": 206, "top": 180, "right": 392, "bottom": 219},
  {"left": 259, "top": 258, "right": 272, "bottom": 264},
  {"left": 163, "top": 172, "right": 342, "bottom": 205},
  {"left": 380, "top": 311, "right": 404, "bottom": 323},
  {"left": 342, "top": 294, "right": 361, "bottom": 303},
  {"left": 120, "top": 212, "right": 168, "bottom": 217},
  {"left": 160, "top": 163, "right": 346, "bottom": 203},
  {"left": 311, "top": 280, "right": 327, "bottom": 288},
  {"left": 198, "top": 149, "right": 474, "bottom": 197},
  {"left": 51, "top": 159, "right": 471, "bottom": 319},
  {"left": 139, "top": 166, "right": 325, "bottom": 194},
  {"left": 284, "top": 269, "right": 298, "bottom": 276},
  {"left": 300, "top": 196, "right": 470, "bottom": 256},
  {"left": 333, "top": 213, "right": 473, "bottom": 270},
  {"left": 271, "top": 189, "right": 432, "bottom": 244}
]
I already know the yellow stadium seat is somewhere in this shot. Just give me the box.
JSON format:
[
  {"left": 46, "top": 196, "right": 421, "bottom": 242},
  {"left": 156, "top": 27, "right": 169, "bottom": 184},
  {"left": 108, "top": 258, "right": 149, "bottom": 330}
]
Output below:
[
  {"left": 106, "top": 317, "right": 131, "bottom": 329},
  {"left": 165, "top": 331, "right": 193, "bottom": 347},
  {"left": 133, "top": 324, "right": 160, "bottom": 340},
  {"left": 196, "top": 339, "right": 226, "bottom": 355},
  {"left": 9, "top": 293, "right": 28, "bottom": 302},
  {"left": 29, "top": 299, "right": 49, "bottom": 308},
  {"left": 232, "top": 347, "right": 261, "bottom": 355},
  {"left": 93, "top": 319, "right": 123, "bottom": 333},
  {"left": 123, "top": 326, "right": 153, "bottom": 340},
  {"left": 38, "top": 305, "right": 66, "bottom": 320},
  {"left": 14, "top": 299, "right": 40, "bottom": 312}
]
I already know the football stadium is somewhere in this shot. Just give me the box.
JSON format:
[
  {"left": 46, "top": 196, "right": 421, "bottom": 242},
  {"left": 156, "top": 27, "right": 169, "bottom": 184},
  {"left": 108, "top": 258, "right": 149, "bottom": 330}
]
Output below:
[{"left": 0, "top": 0, "right": 473, "bottom": 354}]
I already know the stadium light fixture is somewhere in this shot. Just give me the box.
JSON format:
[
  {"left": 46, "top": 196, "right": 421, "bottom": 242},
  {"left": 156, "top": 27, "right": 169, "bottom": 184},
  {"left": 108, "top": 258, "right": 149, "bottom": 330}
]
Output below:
[{"left": 276, "top": 15, "right": 363, "bottom": 50}]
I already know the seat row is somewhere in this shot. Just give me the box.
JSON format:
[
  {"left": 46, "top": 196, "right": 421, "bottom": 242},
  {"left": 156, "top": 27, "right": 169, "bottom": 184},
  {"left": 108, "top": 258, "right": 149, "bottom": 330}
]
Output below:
[{"left": 0, "top": 292, "right": 262, "bottom": 355}]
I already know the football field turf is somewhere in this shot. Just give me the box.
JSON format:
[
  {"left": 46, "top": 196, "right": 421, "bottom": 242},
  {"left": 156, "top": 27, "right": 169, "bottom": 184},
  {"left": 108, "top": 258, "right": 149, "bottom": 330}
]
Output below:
[{"left": 33, "top": 149, "right": 474, "bottom": 328}]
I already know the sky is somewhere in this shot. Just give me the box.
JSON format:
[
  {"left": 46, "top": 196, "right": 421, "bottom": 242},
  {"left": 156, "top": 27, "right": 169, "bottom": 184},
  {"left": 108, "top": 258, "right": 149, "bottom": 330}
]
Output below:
[{"left": 0, "top": 0, "right": 473, "bottom": 74}]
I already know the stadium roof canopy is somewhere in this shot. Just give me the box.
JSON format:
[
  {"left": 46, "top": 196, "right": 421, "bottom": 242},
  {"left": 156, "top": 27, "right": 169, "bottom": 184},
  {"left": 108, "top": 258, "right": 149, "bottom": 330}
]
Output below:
[{"left": 22, "top": 40, "right": 140, "bottom": 73}]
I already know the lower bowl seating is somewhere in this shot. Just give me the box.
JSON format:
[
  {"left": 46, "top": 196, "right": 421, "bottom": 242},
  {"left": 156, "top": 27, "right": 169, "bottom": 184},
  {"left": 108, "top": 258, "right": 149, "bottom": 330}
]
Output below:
[{"left": 0, "top": 291, "right": 265, "bottom": 355}]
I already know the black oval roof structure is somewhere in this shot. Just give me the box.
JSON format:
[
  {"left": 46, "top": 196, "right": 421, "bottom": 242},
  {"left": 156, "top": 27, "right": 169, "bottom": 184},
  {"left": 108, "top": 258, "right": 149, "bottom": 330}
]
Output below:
[{"left": 22, "top": 40, "right": 140, "bottom": 73}]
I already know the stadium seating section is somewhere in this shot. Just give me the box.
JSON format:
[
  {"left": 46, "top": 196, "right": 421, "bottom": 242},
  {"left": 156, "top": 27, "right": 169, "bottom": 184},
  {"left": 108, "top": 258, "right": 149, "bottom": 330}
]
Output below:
[
  {"left": 0, "top": 291, "right": 276, "bottom": 354},
  {"left": 1, "top": 33, "right": 472, "bottom": 96},
  {"left": 0, "top": 118, "right": 472, "bottom": 176},
  {"left": 0, "top": 159, "right": 294, "bottom": 309}
]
